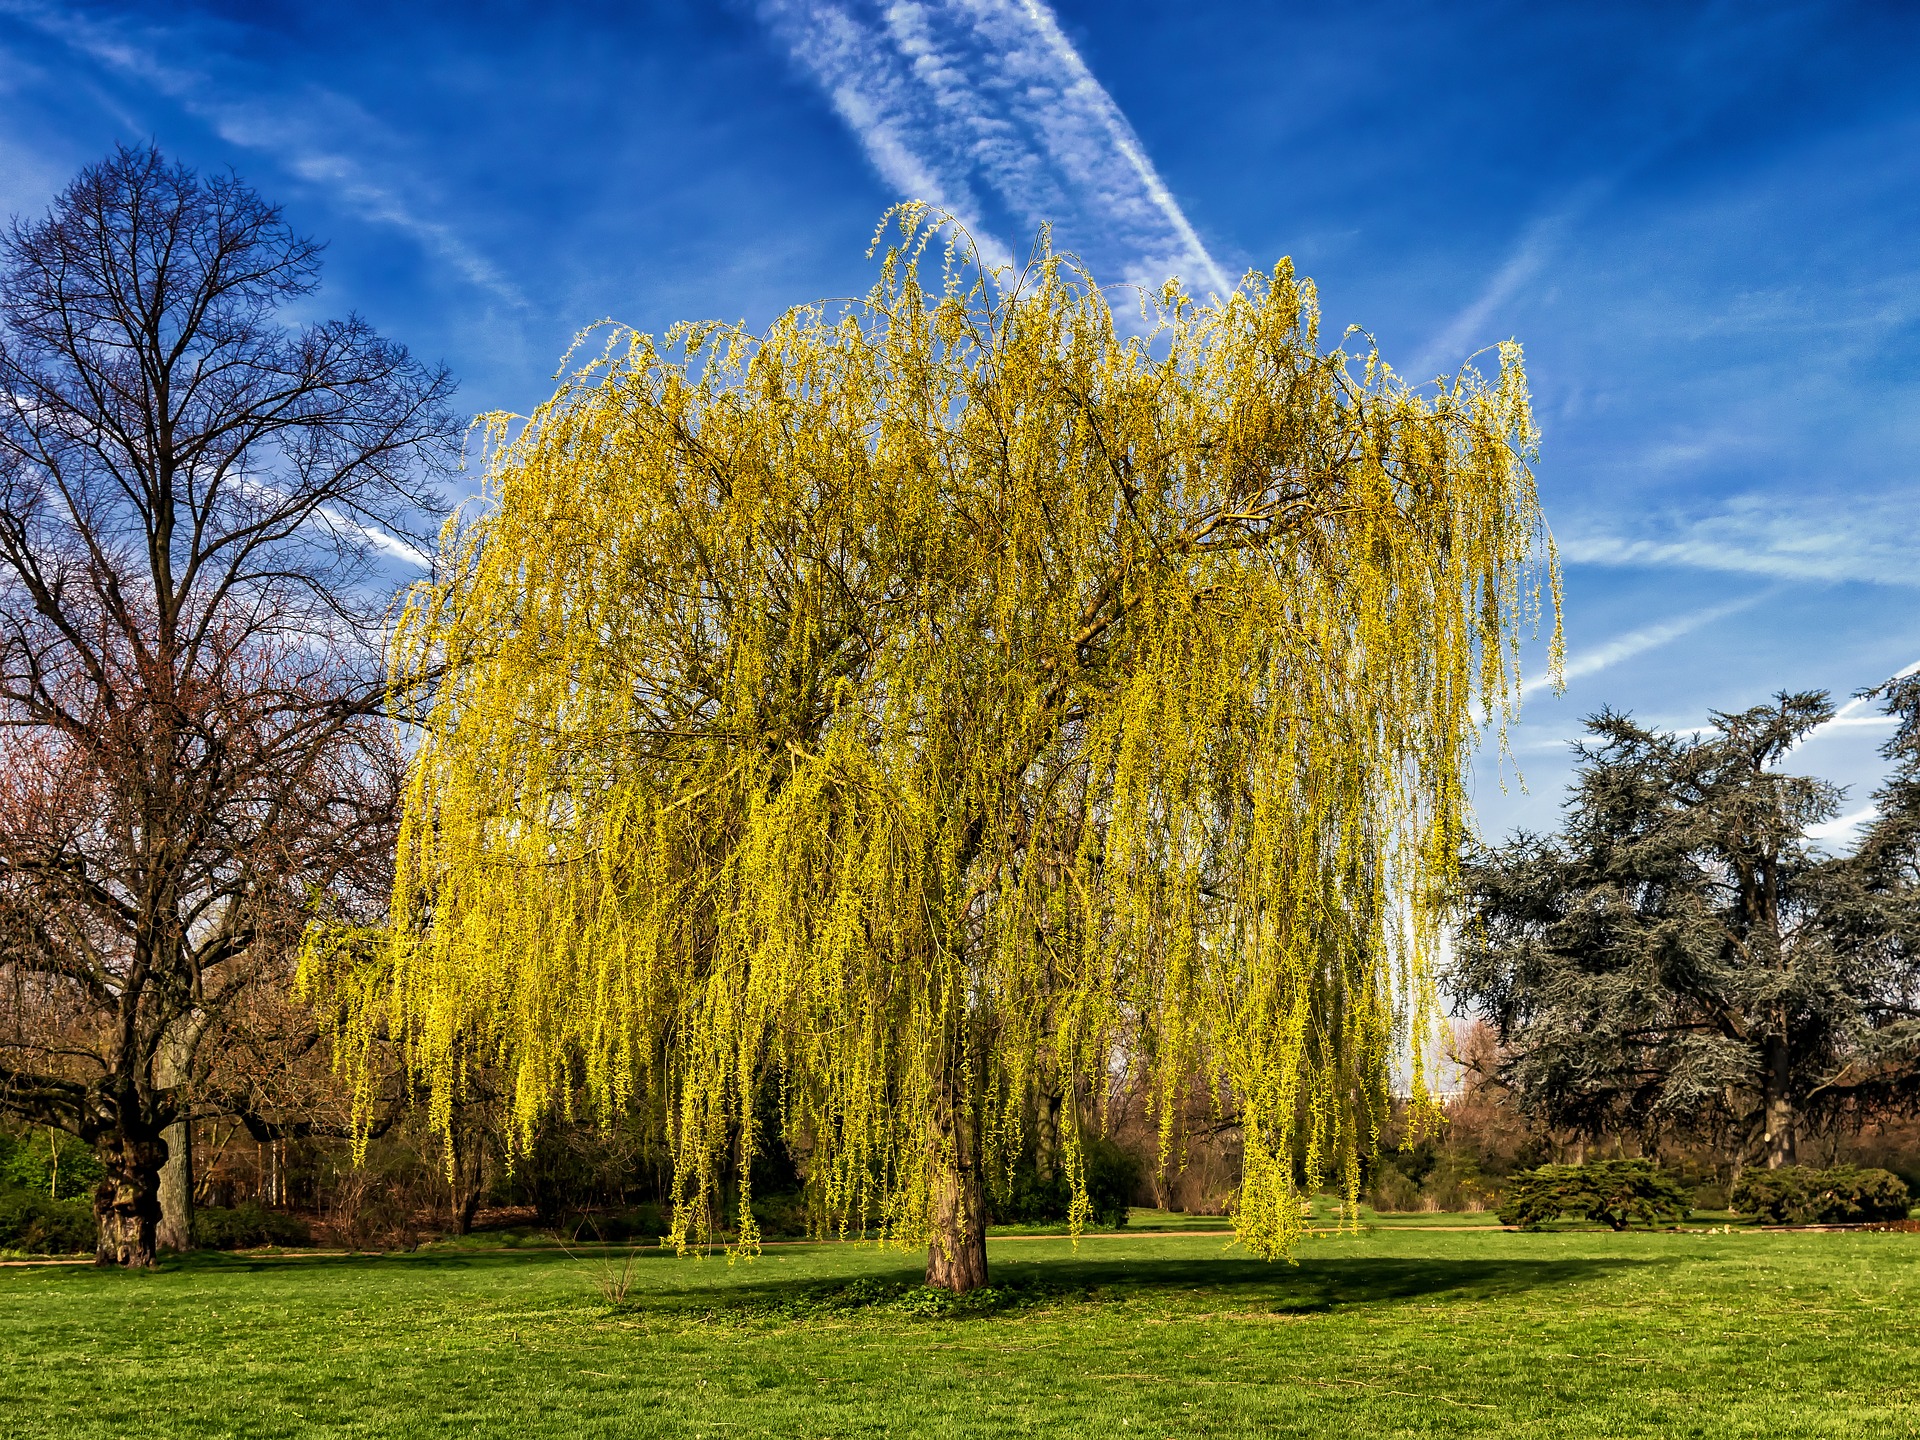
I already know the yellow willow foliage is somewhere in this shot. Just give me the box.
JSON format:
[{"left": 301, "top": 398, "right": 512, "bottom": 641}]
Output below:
[{"left": 300, "top": 211, "right": 1558, "bottom": 1261}]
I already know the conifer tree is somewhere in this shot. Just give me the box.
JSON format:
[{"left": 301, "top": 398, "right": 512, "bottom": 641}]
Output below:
[
  {"left": 307, "top": 214, "right": 1555, "bottom": 1290},
  {"left": 1452, "top": 688, "right": 1920, "bottom": 1170}
]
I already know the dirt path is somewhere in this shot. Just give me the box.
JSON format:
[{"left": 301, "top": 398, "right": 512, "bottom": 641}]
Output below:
[
  {"left": 0, "top": 1224, "right": 1505, "bottom": 1267},
  {"left": 13, "top": 1220, "right": 1894, "bottom": 1268}
]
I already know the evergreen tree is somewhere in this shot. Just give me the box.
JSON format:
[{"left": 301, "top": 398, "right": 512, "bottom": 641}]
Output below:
[{"left": 1451, "top": 688, "right": 1920, "bottom": 1170}]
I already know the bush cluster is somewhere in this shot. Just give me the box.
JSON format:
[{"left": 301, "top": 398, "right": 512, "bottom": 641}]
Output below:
[
  {"left": 0, "top": 1189, "right": 94, "bottom": 1254},
  {"left": 1730, "top": 1166, "right": 1911, "bottom": 1225},
  {"left": 566, "top": 1203, "right": 670, "bottom": 1244},
  {"left": 1497, "top": 1160, "right": 1691, "bottom": 1231},
  {"left": 0, "top": 1129, "right": 103, "bottom": 1202},
  {"left": 988, "top": 1136, "right": 1141, "bottom": 1228},
  {"left": 191, "top": 1203, "right": 314, "bottom": 1250}
]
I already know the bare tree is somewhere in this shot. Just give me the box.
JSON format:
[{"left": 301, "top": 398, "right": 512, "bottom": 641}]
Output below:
[{"left": 0, "top": 145, "right": 454, "bottom": 1265}]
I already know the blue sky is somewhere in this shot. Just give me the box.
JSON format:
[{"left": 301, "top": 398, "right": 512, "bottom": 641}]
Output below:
[{"left": 1, "top": 0, "right": 1915, "bottom": 842}]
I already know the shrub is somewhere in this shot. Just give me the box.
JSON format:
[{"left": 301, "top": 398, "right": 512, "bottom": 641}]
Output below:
[
  {"left": 1367, "top": 1155, "right": 1424, "bottom": 1212},
  {"left": 0, "top": 1188, "right": 95, "bottom": 1254},
  {"left": 991, "top": 1163, "right": 1070, "bottom": 1226},
  {"left": 746, "top": 1192, "right": 808, "bottom": 1240},
  {"left": 498, "top": 1117, "right": 666, "bottom": 1225},
  {"left": 1730, "top": 1166, "right": 1910, "bottom": 1225},
  {"left": 1082, "top": 1136, "right": 1142, "bottom": 1228},
  {"left": 989, "top": 1135, "right": 1139, "bottom": 1228},
  {"left": 0, "top": 1130, "right": 104, "bottom": 1202},
  {"left": 191, "top": 1203, "right": 313, "bottom": 1250},
  {"left": 1497, "top": 1160, "right": 1691, "bottom": 1231},
  {"left": 1369, "top": 1150, "right": 1501, "bottom": 1213},
  {"left": 569, "top": 1203, "right": 670, "bottom": 1244},
  {"left": 1729, "top": 1167, "right": 1813, "bottom": 1224}
]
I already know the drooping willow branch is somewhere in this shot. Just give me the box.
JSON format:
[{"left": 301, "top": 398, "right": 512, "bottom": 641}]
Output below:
[{"left": 302, "top": 209, "right": 1559, "bottom": 1261}]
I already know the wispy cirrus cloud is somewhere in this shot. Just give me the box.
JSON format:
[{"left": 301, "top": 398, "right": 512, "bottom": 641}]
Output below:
[
  {"left": 1798, "top": 659, "right": 1919, "bottom": 845},
  {"left": 0, "top": 0, "right": 524, "bottom": 307},
  {"left": 1807, "top": 805, "right": 1880, "bottom": 845},
  {"left": 1405, "top": 178, "right": 1616, "bottom": 379},
  {"left": 1801, "top": 655, "right": 1920, "bottom": 740},
  {"left": 1407, "top": 212, "right": 1568, "bottom": 380},
  {"left": 757, "top": 0, "right": 1230, "bottom": 297},
  {"left": 1559, "top": 487, "right": 1920, "bottom": 589}
]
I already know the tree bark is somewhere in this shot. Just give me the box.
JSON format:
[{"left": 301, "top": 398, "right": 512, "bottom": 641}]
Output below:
[
  {"left": 1035, "top": 1082, "right": 1061, "bottom": 1182},
  {"left": 453, "top": 1186, "right": 483, "bottom": 1237},
  {"left": 449, "top": 1121, "right": 485, "bottom": 1236},
  {"left": 924, "top": 1079, "right": 988, "bottom": 1292},
  {"left": 155, "top": 1028, "right": 194, "bottom": 1251},
  {"left": 1762, "top": 1038, "right": 1796, "bottom": 1169},
  {"left": 94, "top": 1133, "right": 166, "bottom": 1268},
  {"left": 156, "top": 1121, "right": 193, "bottom": 1252},
  {"left": 925, "top": 1146, "right": 988, "bottom": 1293}
]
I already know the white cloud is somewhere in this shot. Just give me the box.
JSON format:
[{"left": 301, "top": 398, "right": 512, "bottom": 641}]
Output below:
[
  {"left": 0, "top": 0, "right": 524, "bottom": 307},
  {"left": 1405, "top": 181, "right": 1614, "bottom": 379},
  {"left": 1808, "top": 805, "right": 1878, "bottom": 844},
  {"left": 317, "top": 504, "right": 431, "bottom": 569},
  {"left": 1558, "top": 488, "right": 1920, "bottom": 588},
  {"left": 1793, "top": 656, "right": 1920, "bottom": 748},
  {"left": 1522, "top": 590, "right": 1773, "bottom": 696},
  {"left": 757, "top": 0, "right": 1230, "bottom": 297}
]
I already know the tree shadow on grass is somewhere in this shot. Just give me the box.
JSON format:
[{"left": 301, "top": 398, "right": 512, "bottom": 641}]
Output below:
[
  {"left": 138, "top": 1243, "right": 1646, "bottom": 1326},
  {"left": 633, "top": 1250, "right": 1650, "bottom": 1324},
  {"left": 156, "top": 1244, "right": 687, "bottom": 1277}
]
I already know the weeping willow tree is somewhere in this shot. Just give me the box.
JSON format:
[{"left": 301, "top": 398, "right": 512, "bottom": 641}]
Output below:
[{"left": 302, "top": 211, "right": 1557, "bottom": 1291}]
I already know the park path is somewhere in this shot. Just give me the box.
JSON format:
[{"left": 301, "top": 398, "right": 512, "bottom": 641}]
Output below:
[
  {"left": 12, "top": 1220, "right": 1895, "bottom": 1268},
  {"left": 0, "top": 1223, "right": 1499, "bottom": 1267}
]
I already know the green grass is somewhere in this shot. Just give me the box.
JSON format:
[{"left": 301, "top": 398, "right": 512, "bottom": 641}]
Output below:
[{"left": 2, "top": 1224, "right": 1915, "bottom": 1437}]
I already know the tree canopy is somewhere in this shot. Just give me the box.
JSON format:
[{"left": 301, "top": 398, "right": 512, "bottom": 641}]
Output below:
[
  {"left": 306, "top": 213, "right": 1557, "bottom": 1287},
  {"left": 1451, "top": 690, "right": 1920, "bottom": 1170},
  {"left": 0, "top": 146, "right": 454, "bottom": 1266}
]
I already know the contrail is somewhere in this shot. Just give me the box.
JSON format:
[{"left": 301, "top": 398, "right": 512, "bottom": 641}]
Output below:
[
  {"left": 1523, "top": 589, "right": 1774, "bottom": 696},
  {"left": 758, "top": 0, "right": 1231, "bottom": 297}
]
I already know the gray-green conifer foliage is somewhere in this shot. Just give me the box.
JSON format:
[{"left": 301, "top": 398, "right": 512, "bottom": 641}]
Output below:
[{"left": 1451, "top": 685, "right": 1920, "bottom": 1169}]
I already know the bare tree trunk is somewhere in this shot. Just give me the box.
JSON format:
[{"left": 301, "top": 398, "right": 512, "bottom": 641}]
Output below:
[
  {"left": 1762, "top": 1038, "right": 1796, "bottom": 1169},
  {"left": 155, "top": 1030, "right": 193, "bottom": 1251},
  {"left": 156, "top": 1123, "right": 193, "bottom": 1251},
  {"left": 925, "top": 1092, "right": 988, "bottom": 1293},
  {"left": 94, "top": 1133, "right": 166, "bottom": 1268}
]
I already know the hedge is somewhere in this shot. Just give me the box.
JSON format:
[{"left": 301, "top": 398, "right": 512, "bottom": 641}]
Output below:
[
  {"left": 1730, "top": 1165, "right": 1910, "bottom": 1225},
  {"left": 1497, "top": 1160, "right": 1691, "bottom": 1231}
]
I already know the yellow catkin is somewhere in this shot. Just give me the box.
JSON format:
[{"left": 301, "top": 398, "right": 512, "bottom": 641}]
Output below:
[{"left": 300, "top": 211, "right": 1558, "bottom": 1261}]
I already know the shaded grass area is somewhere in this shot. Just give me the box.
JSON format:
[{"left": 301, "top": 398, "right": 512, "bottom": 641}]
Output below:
[
  {"left": 2, "top": 1227, "right": 1915, "bottom": 1437},
  {"left": 400, "top": 1203, "right": 1471, "bottom": 1256}
]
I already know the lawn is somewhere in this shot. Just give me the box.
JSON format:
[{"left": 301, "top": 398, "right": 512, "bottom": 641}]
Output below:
[{"left": 1, "top": 1222, "right": 1914, "bottom": 1438}]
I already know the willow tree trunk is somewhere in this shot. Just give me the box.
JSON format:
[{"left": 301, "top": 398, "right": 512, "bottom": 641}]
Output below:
[
  {"left": 925, "top": 1153, "right": 988, "bottom": 1292},
  {"left": 1034, "top": 1081, "right": 1062, "bottom": 1183},
  {"left": 449, "top": 1120, "right": 486, "bottom": 1236},
  {"left": 94, "top": 1132, "right": 166, "bottom": 1267},
  {"left": 924, "top": 1092, "right": 988, "bottom": 1293}
]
